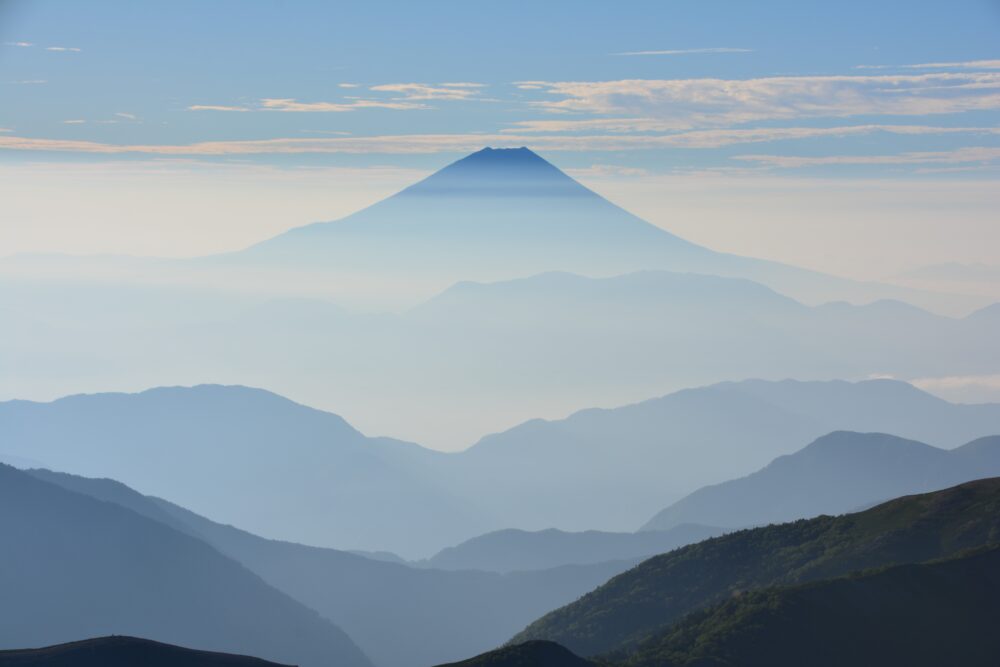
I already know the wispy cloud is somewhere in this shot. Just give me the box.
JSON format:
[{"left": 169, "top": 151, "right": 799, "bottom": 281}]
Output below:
[
  {"left": 0, "top": 128, "right": 11, "bottom": 133},
  {"left": 734, "top": 146, "right": 1000, "bottom": 168},
  {"left": 114, "top": 112, "right": 138, "bottom": 120},
  {"left": 45, "top": 46, "right": 82, "bottom": 52},
  {"left": 517, "top": 72, "right": 1000, "bottom": 125},
  {"left": 507, "top": 120, "right": 1000, "bottom": 145},
  {"left": 3, "top": 127, "right": 997, "bottom": 157},
  {"left": 260, "top": 97, "right": 426, "bottom": 111},
  {"left": 912, "top": 374, "right": 1000, "bottom": 392},
  {"left": 4, "top": 41, "right": 33, "bottom": 47},
  {"left": 3, "top": 79, "right": 47, "bottom": 85},
  {"left": 338, "top": 83, "right": 360, "bottom": 88},
  {"left": 369, "top": 82, "right": 486, "bottom": 101},
  {"left": 857, "top": 60, "right": 1000, "bottom": 71},
  {"left": 188, "top": 104, "right": 249, "bottom": 112},
  {"left": 613, "top": 47, "right": 753, "bottom": 56},
  {"left": 189, "top": 98, "right": 428, "bottom": 112},
  {"left": 61, "top": 119, "right": 86, "bottom": 124}
]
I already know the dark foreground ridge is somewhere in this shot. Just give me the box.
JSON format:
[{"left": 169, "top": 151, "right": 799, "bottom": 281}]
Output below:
[
  {"left": 0, "top": 636, "right": 290, "bottom": 667},
  {"left": 433, "top": 640, "right": 594, "bottom": 667},
  {"left": 626, "top": 546, "right": 1000, "bottom": 667},
  {"left": 512, "top": 477, "right": 1000, "bottom": 656}
]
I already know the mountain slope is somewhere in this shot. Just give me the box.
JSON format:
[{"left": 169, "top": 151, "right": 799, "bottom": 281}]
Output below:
[
  {"left": 511, "top": 478, "right": 1000, "bottom": 656},
  {"left": 28, "top": 468, "right": 633, "bottom": 667},
  {"left": 642, "top": 432, "right": 1000, "bottom": 531},
  {"left": 0, "top": 636, "right": 290, "bottom": 667},
  {"left": 627, "top": 547, "right": 1000, "bottom": 667},
  {"left": 0, "top": 464, "right": 371, "bottom": 667},
  {"left": 423, "top": 525, "right": 724, "bottom": 573}
]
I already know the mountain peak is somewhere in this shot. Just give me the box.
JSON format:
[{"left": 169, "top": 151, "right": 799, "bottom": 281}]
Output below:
[{"left": 397, "top": 146, "right": 593, "bottom": 198}]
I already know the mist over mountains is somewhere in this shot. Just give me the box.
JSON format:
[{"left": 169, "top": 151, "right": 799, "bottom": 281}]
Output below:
[
  {"left": 4, "top": 379, "right": 999, "bottom": 556},
  {"left": 3, "top": 148, "right": 997, "bottom": 446},
  {"left": 4, "top": 147, "right": 999, "bottom": 667}
]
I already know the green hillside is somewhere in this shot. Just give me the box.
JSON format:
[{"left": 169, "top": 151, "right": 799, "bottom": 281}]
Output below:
[
  {"left": 512, "top": 477, "right": 1000, "bottom": 656},
  {"left": 626, "top": 546, "right": 1000, "bottom": 667}
]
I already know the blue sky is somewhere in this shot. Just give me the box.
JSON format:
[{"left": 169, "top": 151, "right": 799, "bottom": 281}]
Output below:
[{"left": 1, "top": 0, "right": 999, "bottom": 274}]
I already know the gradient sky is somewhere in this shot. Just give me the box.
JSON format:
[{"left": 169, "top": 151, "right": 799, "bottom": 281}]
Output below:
[{"left": 1, "top": 0, "right": 999, "bottom": 279}]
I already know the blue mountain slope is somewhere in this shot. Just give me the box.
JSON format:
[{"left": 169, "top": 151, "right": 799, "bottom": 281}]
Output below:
[{"left": 641, "top": 432, "right": 1000, "bottom": 531}]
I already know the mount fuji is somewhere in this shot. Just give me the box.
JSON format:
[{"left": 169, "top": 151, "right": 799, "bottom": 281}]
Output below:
[{"left": 218, "top": 147, "right": 949, "bottom": 310}]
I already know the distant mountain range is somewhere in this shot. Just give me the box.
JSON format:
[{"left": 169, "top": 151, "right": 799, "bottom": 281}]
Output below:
[
  {"left": 642, "top": 431, "right": 1000, "bottom": 531},
  {"left": 4, "top": 379, "right": 1000, "bottom": 555},
  {"left": 0, "top": 637, "right": 290, "bottom": 667},
  {"left": 421, "top": 524, "right": 724, "bottom": 573},
  {"left": 26, "top": 467, "right": 641, "bottom": 667},
  {"left": 0, "top": 464, "right": 371, "bottom": 667},
  {"left": 4, "top": 147, "right": 997, "bottom": 445},
  {"left": 4, "top": 268, "right": 997, "bottom": 449},
  {"left": 512, "top": 478, "right": 1000, "bottom": 657}
]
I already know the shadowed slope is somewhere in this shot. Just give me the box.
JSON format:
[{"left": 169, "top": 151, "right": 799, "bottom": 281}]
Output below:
[
  {"left": 0, "top": 464, "right": 371, "bottom": 667},
  {"left": 27, "top": 468, "right": 632, "bottom": 667},
  {"left": 0, "top": 636, "right": 289, "bottom": 667},
  {"left": 433, "top": 640, "right": 594, "bottom": 667}
]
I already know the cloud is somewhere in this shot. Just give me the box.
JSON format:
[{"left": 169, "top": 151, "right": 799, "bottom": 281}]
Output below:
[
  {"left": 339, "top": 83, "right": 360, "bottom": 88},
  {"left": 188, "top": 104, "right": 250, "bottom": 112},
  {"left": 260, "top": 97, "right": 426, "bottom": 111},
  {"left": 2, "top": 126, "right": 999, "bottom": 158},
  {"left": 188, "top": 98, "right": 426, "bottom": 112},
  {"left": 369, "top": 82, "right": 485, "bottom": 101},
  {"left": 3, "top": 79, "right": 47, "bottom": 85},
  {"left": 45, "top": 46, "right": 82, "bottom": 52},
  {"left": 857, "top": 60, "right": 1000, "bottom": 71},
  {"left": 565, "top": 164, "right": 651, "bottom": 178},
  {"left": 4, "top": 41, "right": 33, "bottom": 47},
  {"left": 734, "top": 146, "right": 1000, "bottom": 168},
  {"left": 613, "top": 47, "right": 753, "bottom": 56},
  {"left": 0, "top": 128, "right": 11, "bottom": 132},
  {"left": 912, "top": 374, "right": 1000, "bottom": 391},
  {"left": 507, "top": 118, "right": 1000, "bottom": 139},
  {"left": 517, "top": 72, "right": 1000, "bottom": 125},
  {"left": 61, "top": 119, "right": 86, "bottom": 124},
  {"left": 114, "top": 112, "right": 138, "bottom": 120}
]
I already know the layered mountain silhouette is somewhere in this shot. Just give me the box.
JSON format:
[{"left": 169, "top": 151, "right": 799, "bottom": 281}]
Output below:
[
  {"left": 0, "top": 637, "right": 290, "bottom": 667},
  {"left": 4, "top": 380, "right": 1000, "bottom": 555},
  {"left": 512, "top": 478, "right": 1000, "bottom": 656},
  {"left": 422, "top": 525, "right": 724, "bottom": 573},
  {"left": 0, "top": 385, "right": 481, "bottom": 556},
  {"left": 625, "top": 546, "right": 1000, "bottom": 667},
  {"left": 642, "top": 431, "right": 1000, "bottom": 531},
  {"left": 28, "top": 468, "right": 639, "bottom": 667},
  {"left": 0, "top": 464, "right": 371, "bottom": 667}
]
